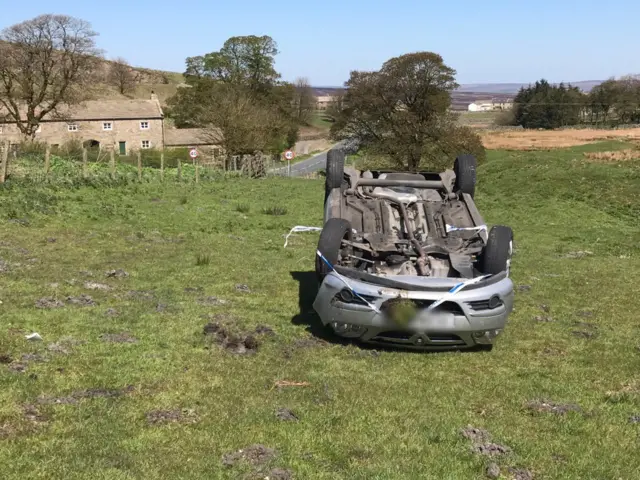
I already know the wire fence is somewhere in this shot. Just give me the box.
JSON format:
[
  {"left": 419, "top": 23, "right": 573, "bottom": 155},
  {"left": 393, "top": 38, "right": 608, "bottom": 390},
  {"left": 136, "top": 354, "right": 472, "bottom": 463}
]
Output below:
[{"left": 0, "top": 142, "right": 304, "bottom": 185}]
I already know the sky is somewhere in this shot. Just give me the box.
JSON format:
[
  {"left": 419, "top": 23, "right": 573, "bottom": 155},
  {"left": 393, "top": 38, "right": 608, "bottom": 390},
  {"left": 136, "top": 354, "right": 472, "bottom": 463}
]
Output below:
[{"left": 2, "top": 0, "right": 639, "bottom": 86}]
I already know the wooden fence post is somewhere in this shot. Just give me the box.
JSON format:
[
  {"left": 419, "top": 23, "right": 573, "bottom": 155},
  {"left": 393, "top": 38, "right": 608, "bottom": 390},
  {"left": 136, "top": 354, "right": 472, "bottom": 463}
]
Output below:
[
  {"left": 195, "top": 157, "right": 200, "bottom": 184},
  {"left": 160, "top": 151, "right": 164, "bottom": 181},
  {"left": 137, "top": 151, "right": 142, "bottom": 181},
  {"left": 110, "top": 149, "right": 116, "bottom": 178},
  {"left": 44, "top": 145, "right": 51, "bottom": 177},
  {"left": 82, "top": 148, "right": 88, "bottom": 178},
  {"left": 0, "top": 142, "right": 9, "bottom": 183},
  {"left": 177, "top": 158, "right": 182, "bottom": 181}
]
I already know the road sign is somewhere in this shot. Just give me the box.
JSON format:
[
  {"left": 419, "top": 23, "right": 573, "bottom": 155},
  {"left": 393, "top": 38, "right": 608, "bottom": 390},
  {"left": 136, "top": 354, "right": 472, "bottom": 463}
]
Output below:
[
  {"left": 284, "top": 150, "right": 295, "bottom": 161},
  {"left": 189, "top": 148, "right": 198, "bottom": 159}
]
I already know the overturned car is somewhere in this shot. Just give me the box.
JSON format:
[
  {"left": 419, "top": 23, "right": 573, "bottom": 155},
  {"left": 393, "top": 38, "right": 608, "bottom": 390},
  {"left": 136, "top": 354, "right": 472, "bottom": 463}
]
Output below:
[{"left": 313, "top": 149, "right": 514, "bottom": 350}]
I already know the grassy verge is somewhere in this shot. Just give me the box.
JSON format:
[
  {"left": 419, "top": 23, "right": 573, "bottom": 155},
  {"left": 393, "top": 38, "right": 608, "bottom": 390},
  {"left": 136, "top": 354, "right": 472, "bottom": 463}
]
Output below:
[{"left": 0, "top": 143, "right": 639, "bottom": 479}]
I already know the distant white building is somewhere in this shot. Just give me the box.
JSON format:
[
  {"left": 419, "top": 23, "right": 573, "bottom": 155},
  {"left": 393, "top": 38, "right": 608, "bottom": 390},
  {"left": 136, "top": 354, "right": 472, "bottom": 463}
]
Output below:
[{"left": 468, "top": 99, "right": 513, "bottom": 112}]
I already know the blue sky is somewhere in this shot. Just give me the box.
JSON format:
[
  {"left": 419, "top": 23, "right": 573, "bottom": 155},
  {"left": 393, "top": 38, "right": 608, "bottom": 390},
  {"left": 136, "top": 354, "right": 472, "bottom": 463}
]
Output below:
[{"left": 2, "top": 1, "right": 638, "bottom": 86}]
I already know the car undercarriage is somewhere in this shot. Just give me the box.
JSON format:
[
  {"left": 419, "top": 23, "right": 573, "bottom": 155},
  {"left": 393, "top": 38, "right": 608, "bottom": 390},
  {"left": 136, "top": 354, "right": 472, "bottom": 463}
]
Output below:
[{"left": 313, "top": 148, "right": 515, "bottom": 350}]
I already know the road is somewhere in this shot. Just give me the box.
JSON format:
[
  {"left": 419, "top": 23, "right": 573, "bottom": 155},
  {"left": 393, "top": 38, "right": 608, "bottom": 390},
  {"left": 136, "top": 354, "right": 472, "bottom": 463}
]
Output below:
[{"left": 269, "top": 149, "right": 329, "bottom": 177}]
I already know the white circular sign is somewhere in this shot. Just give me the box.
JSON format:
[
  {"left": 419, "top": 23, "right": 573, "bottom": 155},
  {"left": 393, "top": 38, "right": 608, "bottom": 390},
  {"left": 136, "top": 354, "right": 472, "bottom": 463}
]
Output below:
[
  {"left": 284, "top": 150, "right": 295, "bottom": 160},
  {"left": 189, "top": 148, "right": 198, "bottom": 159}
]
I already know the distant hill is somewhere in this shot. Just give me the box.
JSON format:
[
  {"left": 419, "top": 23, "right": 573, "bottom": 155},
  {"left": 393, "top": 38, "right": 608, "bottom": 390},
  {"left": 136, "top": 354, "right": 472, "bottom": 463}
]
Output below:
[{"left": 457, "top": 80, "right": 603, "bottom": 94}]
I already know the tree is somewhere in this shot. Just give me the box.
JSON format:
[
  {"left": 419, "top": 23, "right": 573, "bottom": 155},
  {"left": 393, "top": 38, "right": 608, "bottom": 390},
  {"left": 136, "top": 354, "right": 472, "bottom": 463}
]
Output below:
[
  {"left": 169, "top": 35, "right": 300, "bottom": 155},
  {"left": 293, "top": 77, "right": 315, "bottom": 125},
  {"left": 109, "top": 57, "right": 139, "bottom": 95},
  {"left": 167, "top": 80, "right": 295, "bottom": 156},
  {"left": 188, "top": 36, "right": 280, "bottom": 93},
  {"left": 0, "top": 14, "right": 101, "bottom": 138},
  {"left": 513, "top": 80, "right": 585, "bottom": 129},
  {"left": 330, "top": 52, "right": 484, "bottom": 170}
]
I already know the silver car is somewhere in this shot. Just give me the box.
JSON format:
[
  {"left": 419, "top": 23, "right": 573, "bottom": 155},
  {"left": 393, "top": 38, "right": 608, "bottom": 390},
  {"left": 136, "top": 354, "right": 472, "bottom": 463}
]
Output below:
[{"left": 313, "top": 149, "right": 514, "bottom": 350}]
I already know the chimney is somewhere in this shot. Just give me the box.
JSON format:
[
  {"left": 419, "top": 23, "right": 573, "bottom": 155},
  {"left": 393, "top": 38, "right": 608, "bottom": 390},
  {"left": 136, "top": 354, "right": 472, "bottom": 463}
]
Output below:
[{"left": 150, "top": 90, "right": 159, "bottom": 102}]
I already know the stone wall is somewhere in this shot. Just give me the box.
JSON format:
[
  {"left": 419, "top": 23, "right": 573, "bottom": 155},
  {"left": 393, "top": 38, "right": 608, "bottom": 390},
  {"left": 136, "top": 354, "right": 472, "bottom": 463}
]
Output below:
[{"left": 0, "top": 118, "right": 164, "bottom": 154}]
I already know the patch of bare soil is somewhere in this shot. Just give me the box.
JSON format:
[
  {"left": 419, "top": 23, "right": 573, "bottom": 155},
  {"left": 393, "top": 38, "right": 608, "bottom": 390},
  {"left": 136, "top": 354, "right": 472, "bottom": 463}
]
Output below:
[
  {"left": 486, "top": 463, "right": 501, "bottom": 479},
  {"left": 203, "top": 322, "right": 259, "bottom": 355},
  {"left": 294, "top": 337, "right": 329, "bottom": 349},
  {"left": 106, "top": 269, "right": 129, "bottom": 278},
  {"left": 629, "top": 415, "right": 640, "bottom": 424},
  {"left": 584, "top": 148, "right": 640, "bottom": 163},
  {"left": 533, "top": 316, "right": 553, "bottom": 323},
  {"left": 517, "top": 285, "right": 531, "bottom": 292},
  {"left": 461, "top": 426, "right": 490, "bottom": 443},
  {"left": 47, "top": 337, "right": 84, "bottom": 355},
  {"left": 222, "top": 444, "right": 277, "bottom": 467},
  {"left": 571, "top": 330, "right": 598, "bottom": 340},
  {"left": 197, "top": 296, "right": 228, "bottom": 306},
  {"left": 35, "top": 297, "right": 65, "bottom": 309},
  {"left": 481, "top": 127, "right": 640, "bottom": 150},
  {"left": 127, "top": 290, "right": 155, "bottom": 301},
  {"left": 21, "top": 353, "right": 46, "bottom": 363},
  {"left": 235, "top": 284, "right": 251, "bottom": 293},
  {"left": 275, "top": 408, "right": 298, "bottom": 422},
  {"left": 525, "top": 400, "right": 581, "bottom": 415},
  {"left": 261, "top": 468, "right": 293, "bottom": 480},
  {"left": 0, "top": 354, "right": 12, "bottom": 364},
  {"left": 105, "top": 308, "right": 120, "bottom": 317},
  {"left": 508, "top": 467, "right": 535, "bottom": 480},
  {"left": 8, "top": 362, "right": 27, "bottom": 373},
  {"left": 473, "top": 443, "right": 511, "bottom": 456},
  {"left": 560, "top": 250, "right": 593, "bottom": 259},
  {"left": 100, "top": 332, "right": 138, "bottom": 344},
  {"left": 461, "top": 425, "right": 511, "bottom": 457},
  {"left": 255, "top": 325, "right": 276, "bottom": 336},
  {"left": 37, "top": 385, "right": 134, "bottom": 405},
  {"left": 0, "top": 422, "right": 19, "bottom": 439},
  {"left": 184, "top": 286, "right": 203, "bottom": 293},
  {"left": 84, "top": 282, "right": 111, "bottom": 291},
  {"left": 66, "top": 294, "right": 96, "bottom": 306},
  {"left": 145, "top": 408, "right": 199, "bottom": 425},
  {"left": 22, "top": 404, "right": 48, "bottom": 423}
]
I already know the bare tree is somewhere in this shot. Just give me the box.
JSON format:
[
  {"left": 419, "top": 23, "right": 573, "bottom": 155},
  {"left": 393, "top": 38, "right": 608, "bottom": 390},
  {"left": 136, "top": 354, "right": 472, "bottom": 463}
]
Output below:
[
  {"left": 0, "top": 14, "right": 101, "bottom": 138},
  {"left": 293, "top": 77, "right": 315, "bottom": 125},
  {"left": 109, "top": 57, "right": 140, "bottom": 95}
]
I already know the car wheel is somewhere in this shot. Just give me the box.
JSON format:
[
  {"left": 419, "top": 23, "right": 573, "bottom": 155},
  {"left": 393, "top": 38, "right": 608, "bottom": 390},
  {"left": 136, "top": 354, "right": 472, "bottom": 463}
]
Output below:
[
  {"left": 454, "top": 154, "right": 477, "bottom": 198},
  {"left": 326, "top": 148, "right": 345, "bottom": 190},
  {"left": 480, "top": 226, "right": 513, "bottom": 275},
  {"left": 316, "top": 218, "right": 353, "bottom": 281}
]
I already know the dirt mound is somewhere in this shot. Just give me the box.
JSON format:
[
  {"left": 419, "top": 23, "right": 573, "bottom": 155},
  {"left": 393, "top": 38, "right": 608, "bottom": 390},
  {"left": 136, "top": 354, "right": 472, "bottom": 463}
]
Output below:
[
  {"left": 203, "top": 322, "right": 258, "bottom": 355},
  {"left": 222, "top": 444, "right": 276, "bottom": 467},
  {"left": 146, "top": 408, "right": 198, "bottom": 425}
]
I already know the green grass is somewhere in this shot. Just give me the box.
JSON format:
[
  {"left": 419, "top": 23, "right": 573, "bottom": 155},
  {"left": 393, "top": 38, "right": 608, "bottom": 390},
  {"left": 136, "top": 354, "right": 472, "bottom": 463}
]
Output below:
[
  {"left": 1, "top": 143, "right": 639, "bottom": 479},
  {"left": 308, "top": 111, "right": 333, "bottom": 130},
  {"left": 458, "top": 111, "right": 501, "bottom": 128}
]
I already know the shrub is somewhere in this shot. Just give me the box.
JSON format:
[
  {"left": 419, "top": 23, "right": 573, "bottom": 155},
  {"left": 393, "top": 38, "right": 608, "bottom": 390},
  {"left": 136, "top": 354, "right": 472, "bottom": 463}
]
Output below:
[
  {"left": 263, "top": 206, "right": 287, "bottom": 216},
  {"left": 236, "top": 203, "right": 250, "bottom": 213},
  {"left": 195, "top": 253, "right": 211, "bottom": 266}
]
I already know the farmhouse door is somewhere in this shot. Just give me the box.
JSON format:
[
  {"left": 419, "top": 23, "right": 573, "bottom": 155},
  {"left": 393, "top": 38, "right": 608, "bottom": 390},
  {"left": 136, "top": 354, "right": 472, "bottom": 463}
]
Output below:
[{"left": 119, "top": 142, "right": 126, "bottom": 155}]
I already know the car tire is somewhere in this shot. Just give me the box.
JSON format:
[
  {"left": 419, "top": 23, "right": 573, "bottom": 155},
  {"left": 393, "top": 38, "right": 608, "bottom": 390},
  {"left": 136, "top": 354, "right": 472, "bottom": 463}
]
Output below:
[
  {"left": 454, "top": 154, "right": 477, "bottom": 198},
  {"left": 326, "top": 148, "right": 345, "bottom": 190},
  {"left": 316, "top": 218, "right": 353, "bottom": 281},
  {"left": 480, "top": 226, "right": 513, "bottom": 275}
]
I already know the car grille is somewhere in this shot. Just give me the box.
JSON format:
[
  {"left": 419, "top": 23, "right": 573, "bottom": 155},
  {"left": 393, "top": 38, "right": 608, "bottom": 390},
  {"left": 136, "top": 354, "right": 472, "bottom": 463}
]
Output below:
[
  {"left": 372, "top": 331, "right": 466, "bottom": 346},
  {"left": 466, "top": 298, "right": 502, "bottom": 311},
  {"left": 381, "top": 299, "right": 464, "bottom": 315}
]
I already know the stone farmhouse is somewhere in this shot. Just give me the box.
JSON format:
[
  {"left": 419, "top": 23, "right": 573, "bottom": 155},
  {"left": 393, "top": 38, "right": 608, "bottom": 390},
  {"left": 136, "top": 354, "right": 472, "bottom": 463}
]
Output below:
[{"left": 0, "top": 94, "right": 216, "bottom": 155}]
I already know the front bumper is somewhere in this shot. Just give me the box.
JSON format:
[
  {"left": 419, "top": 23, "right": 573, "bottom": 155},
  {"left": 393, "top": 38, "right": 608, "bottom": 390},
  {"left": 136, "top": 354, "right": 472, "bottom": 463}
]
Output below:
[{"left": 313, "top": 272, "right": 514, "bottom": 350}]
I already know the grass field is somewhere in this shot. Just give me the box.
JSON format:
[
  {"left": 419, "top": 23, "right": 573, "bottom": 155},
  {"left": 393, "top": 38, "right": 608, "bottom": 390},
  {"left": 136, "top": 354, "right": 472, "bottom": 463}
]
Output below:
[{"left": 1, "top": 141, "right": 640, "bottom": 479}]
